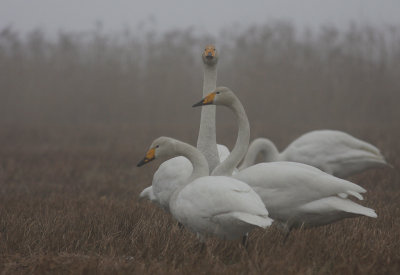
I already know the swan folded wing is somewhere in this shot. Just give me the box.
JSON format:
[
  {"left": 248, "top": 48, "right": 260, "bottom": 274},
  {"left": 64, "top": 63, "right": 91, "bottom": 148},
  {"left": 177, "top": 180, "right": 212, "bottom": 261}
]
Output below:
[
  {"left": 298, "top": 196, "right": 377, "bottom": 218},
  {"left": 234, "top": 162, "right": 366, "bottom": 208},
  {"left": 176, "top": 176, "right": 269, "bottom": 221},
  {"left": 283, "top": 130, "right": 386, "bottom": 168},
  {"left": 337, "top": 132, "right": 382, "bottom": 156}
]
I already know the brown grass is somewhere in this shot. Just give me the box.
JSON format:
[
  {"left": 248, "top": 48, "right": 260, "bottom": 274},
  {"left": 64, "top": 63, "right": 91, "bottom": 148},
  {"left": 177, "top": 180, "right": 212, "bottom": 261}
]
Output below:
[
  {"left": 0, "top": 124, "right": 399, "bottom": 274},
  {"left": 0, "top": 22, "right": 400, "bottom": 274}
]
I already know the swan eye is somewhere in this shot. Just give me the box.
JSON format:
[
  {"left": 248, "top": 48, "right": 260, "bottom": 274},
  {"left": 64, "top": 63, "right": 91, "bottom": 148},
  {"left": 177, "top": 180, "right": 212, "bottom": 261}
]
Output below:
[
  {"left": 156, "top": 145, "right": 159, "bottom": 148},
  {"left": 216, "top": 92, "right": 220, "bottom": 94}
]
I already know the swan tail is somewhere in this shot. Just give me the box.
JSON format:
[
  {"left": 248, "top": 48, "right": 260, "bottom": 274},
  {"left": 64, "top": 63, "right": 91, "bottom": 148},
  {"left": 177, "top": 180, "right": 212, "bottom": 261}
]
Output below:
[
  {"left": 346, "top": 190, "right": 364, "bottom": 200},
  {"left": 337, "top": 200, "right": 377, "bottom": 218},
  {"left": 231, "top": 212, "right": 274, "bottom": 228},
  {"left": 139, "top": 186, "right": 156, "bottom": 201},
  {"left": 302, "top": 197, "right": 377, "bottom": 218}
]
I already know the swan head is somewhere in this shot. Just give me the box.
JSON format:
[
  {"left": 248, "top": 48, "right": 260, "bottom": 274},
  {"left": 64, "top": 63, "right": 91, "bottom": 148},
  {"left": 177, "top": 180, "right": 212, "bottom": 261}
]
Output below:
[
  {"left": 202, "top": 45, "right": 218, "bottom": 66},
  {"left": 137, "top": 137, "right": 179, "bottom": 167},
  {"left": 192, "top": 86, "right": 234, "bottom": 107}
]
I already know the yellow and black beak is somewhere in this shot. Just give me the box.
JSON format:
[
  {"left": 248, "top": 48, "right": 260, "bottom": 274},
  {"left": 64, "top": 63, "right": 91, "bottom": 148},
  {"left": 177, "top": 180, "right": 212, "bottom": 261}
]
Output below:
[
  {"left": 137, "top": 148, "right": 156, "bottom": 167},
  {"left": 192, "top": 92, "right": 216, "bottom": 107}
]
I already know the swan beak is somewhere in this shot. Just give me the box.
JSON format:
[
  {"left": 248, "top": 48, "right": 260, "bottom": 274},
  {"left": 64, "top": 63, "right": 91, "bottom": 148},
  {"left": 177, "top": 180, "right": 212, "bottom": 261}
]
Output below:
[
  {"left": 192, "top": 92, "right": 216, "bottom": 107},
  {"left": 137, "top": 148, "right": 156, "bottom": 167}
]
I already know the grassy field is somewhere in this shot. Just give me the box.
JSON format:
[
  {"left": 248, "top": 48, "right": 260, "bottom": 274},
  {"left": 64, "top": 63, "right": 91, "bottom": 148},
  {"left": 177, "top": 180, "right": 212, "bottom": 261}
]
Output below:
[
  {"left": 0, "top": 123, "right": 399, "bottom": 274},
  {"left": 0, "top": 23, "right": 400, "bottom": 274}
]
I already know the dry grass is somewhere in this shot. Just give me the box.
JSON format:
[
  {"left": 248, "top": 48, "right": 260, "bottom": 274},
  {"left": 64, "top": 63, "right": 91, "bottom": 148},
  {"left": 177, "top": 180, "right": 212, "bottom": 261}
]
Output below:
[{"left": 0, "top": 124, "right": 399, "bottom": 274}]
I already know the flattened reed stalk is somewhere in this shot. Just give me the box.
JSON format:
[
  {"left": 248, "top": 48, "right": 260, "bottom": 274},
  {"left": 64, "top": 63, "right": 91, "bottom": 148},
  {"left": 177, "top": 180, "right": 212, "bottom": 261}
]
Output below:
[{"left": 0, "top": 22, "right": 400, "bottom": 274}]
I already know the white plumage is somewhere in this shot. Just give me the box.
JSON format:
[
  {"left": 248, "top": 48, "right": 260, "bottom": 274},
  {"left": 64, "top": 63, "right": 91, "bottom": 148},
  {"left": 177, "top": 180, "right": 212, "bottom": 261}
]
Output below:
[
  {"left": 240, "top": 131, "right": 388, "bottom": 178},
  {"left": 138, "top": 137, "right": 272, "bottom": 240},
  {"left": 194, "top": 87, "right": 377, "bottom": 231},
  {"left": 234, "top": 162, "right": 377, "bottom": 230},
  {"left": 139, "top": 144, "right": 230, "bottom": 211}
]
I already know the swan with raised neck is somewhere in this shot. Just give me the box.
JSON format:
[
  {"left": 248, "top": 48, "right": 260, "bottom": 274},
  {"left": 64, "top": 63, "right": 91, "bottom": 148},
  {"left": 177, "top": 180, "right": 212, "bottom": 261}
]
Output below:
[
  {"left": 193, "top": 86, "right": 250, "bottom": 176},
  {"left": 197, "top": 45, "right": 219, "bottom": 172}
]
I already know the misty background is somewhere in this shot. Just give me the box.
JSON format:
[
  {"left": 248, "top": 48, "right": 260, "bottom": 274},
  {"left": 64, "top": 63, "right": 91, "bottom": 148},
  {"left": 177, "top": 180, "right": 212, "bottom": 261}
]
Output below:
[{"left": 0, "top": 0, "right": 399, "bottom": 151}]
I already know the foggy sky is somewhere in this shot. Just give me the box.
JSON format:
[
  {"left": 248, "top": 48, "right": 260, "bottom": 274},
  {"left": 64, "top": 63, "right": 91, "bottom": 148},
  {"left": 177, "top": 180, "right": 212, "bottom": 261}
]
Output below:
[{"left": 1, "top": 0, "right": 400, "bottom": 36}]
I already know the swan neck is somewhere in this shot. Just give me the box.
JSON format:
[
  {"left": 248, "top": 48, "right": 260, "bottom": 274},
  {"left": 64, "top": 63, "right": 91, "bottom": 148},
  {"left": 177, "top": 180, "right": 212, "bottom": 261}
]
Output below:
[
  {"left": 168, "top": 141, "right": 209, "bottom": 212},
  {"left": 212, "top": 97, "right": 250, "bottom": 176},
  {"left": 239, "top": 139, "right": 280, "bottom": 170},
  {"left": 197, "top": 64, "right": 219, "bottom": 173}
]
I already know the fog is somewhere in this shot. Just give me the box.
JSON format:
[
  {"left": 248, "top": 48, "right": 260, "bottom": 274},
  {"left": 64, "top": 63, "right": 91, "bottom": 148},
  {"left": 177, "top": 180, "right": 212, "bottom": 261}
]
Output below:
[
  {"left": 1, "top": 1, "right": 399, "bottom": 146},
  {"left": 1, "top": 0, "right": 400, "bottom": 36}
]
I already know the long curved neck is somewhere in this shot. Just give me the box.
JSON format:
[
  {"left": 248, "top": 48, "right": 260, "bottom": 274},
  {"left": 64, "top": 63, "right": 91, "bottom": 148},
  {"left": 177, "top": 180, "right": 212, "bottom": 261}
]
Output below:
[
  {"left": 211, "top": 97, "right": 250, "bottom": 176},
  {"left": 174, "top": 141, "right": 209, "bottom": 183},
  {"left": 238, "top": 138, "right": 280, "bottom": 170},
  {"left": 197, "top": 64, "right": 219, "bottom": 173}
]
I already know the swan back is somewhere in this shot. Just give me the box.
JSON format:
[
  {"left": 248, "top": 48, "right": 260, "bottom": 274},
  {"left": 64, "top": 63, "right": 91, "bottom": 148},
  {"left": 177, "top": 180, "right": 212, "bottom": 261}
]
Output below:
[{"left": 281, "top": 130, "right": 387, "bottom": 177}]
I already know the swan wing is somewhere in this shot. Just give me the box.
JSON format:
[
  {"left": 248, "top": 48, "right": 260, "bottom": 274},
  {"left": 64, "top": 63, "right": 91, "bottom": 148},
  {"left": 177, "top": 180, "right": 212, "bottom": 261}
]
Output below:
[
  {"left": 170, "top": 176, "right": 272, "bottom": 239},
  {"left": 299, "top": 196, "right": 377, "bottom": 218},
  {"left": 282, "top": 130, "right": 387, "bottom": 176},
  {"left": 234, "top": 162, "right": 366, "bottom": 211}
]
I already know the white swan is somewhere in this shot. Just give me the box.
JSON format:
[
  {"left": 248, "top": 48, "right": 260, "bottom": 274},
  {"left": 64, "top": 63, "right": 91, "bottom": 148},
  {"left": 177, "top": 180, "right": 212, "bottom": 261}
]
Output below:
[
  {"left": 193, "top": 87, "right": 377, "bottom": 231},
  {"left": 239, "top": 132, "right": 388, "bottom": 178},
  {"left": 137, "top": 137, "right": 272, "bottom": 240},
  {"left": 139, "top": 45, "right": 228, "bottom": 207},
  {"left": 139, "top": 144, "right": 230, "bottom": 210},
  {"left": 197, "top": 45, "right": 220, "bottom": 172}
]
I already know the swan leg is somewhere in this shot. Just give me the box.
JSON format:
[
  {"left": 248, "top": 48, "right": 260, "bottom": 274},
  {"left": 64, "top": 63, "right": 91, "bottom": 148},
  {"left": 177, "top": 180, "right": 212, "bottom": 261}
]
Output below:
[
  {"left": 283, "top": 229, "right": 292, "bottom": 244},
  {"left": 178, "top": 222, "right": 184, "bottom": 230},
  {"left": 281, "top": 223, "right": 292, "bottom": 244},
  {"left": 242, "top": 232, "right": 249, "bottom": 248}
]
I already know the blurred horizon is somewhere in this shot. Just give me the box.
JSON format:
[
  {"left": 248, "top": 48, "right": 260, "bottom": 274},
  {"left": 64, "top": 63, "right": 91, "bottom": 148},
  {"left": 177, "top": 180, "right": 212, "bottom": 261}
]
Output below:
[
  {"left": 1, "top": 0, "right": 400, "bottom": 38},
  {"left": 1, "top": 21, "right": 399, "bottom": 138}
]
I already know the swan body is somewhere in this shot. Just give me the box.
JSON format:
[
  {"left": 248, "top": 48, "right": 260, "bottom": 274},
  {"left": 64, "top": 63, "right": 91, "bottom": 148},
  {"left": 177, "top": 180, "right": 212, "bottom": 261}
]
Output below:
[
  {"left": 139, "top": 144, "right": 230, "bottom": 210},
  {"left": 239, "top": 131, "right": 388, "bottom": 178},
  {"left": 194, "top": 87, "right": 377, "bottom": 230},
  {"left": 137, "top": 137, "right": 272, "bottom": 240},
  {"left": 234, "top": 162, "right": 377, "bottom": 229}
]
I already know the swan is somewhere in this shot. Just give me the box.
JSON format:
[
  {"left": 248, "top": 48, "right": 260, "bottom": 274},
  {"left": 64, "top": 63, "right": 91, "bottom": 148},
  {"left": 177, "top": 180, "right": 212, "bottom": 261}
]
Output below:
[
  {"left": 139, "top": 144, "right": 230, "bottom": 209},
  {"left": 239, "top": 132, "right": 388, "bottom": 178},
  {"left": 197, "top": 45, "right": 220, "bottom": 172},
  {"left": 192, "top": 87, "right": 377, "bottom": 231},
  {"left": 137, "top": 137, "right": 273, "bottom": 241},
  {"left": 139, "top": 45, "right": 228, "bottom": 208}
]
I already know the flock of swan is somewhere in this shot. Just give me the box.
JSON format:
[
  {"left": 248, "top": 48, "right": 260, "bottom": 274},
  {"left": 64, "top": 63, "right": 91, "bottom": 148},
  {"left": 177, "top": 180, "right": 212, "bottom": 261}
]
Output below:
[{"left": 137, "top": 45, "right": 388, "bottom": 245}]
